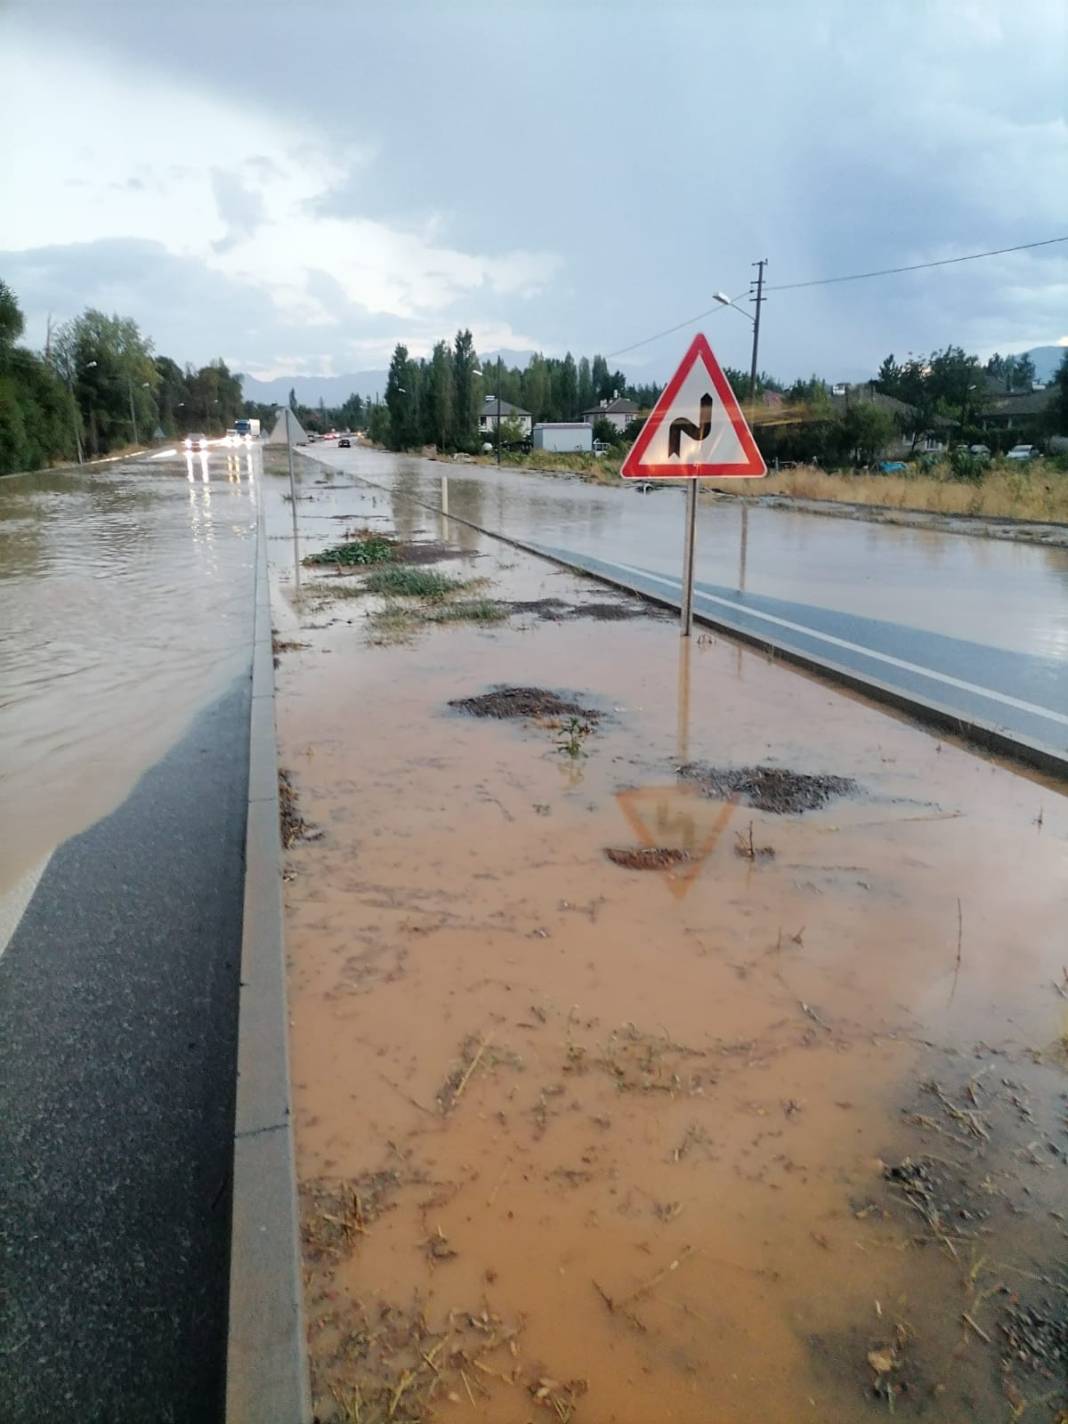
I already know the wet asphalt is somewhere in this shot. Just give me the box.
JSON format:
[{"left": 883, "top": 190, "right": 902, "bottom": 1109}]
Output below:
[{"left": 0, "top": 675, "right": 250, "bottom": 1424}]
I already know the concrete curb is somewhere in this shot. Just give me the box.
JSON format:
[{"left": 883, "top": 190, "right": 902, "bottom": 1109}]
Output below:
[
  {"left": 299, "top": 451, "right": 1067, "bottom": 782},
  {"left": 226, "top": 501, "right": 311, "bottom": 1423}
]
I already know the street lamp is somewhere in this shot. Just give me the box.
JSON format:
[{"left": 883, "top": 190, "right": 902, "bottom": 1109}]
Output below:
[
  {"left": 713, "top": 291, "right": 760, "bottom": 405},
  {"left": 128, "top": 378, "right": 150, "bottom": 445}
]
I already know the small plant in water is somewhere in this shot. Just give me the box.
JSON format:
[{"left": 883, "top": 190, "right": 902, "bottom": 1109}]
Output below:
[{"left": 556, "top": 716, "right": 593, "bottom": 758}]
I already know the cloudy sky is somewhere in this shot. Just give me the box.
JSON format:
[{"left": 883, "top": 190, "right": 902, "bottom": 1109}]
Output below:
[{"left": 2, "top": 0, "right": 1065, "bottom": 384}]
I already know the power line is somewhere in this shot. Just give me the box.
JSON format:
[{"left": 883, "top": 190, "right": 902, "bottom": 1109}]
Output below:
[
  {"left": 604, "top": 289, "right": 747, "bottom": 360},
  {"left": 604, "top": 233, "right": 1068, "bottom": 361},
  {"left": 767, "top": 234, "right": 1068, "bottom": 292}
]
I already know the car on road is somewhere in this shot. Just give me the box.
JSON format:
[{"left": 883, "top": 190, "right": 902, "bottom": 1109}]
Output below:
[
  {"left": 1006, "top": 443, "right": 1039, "bottom": 461},
  {"left": 877, "top": 460, "right": 907, "bottom": 473},
  {"left": 183, "top": 433, "right": 208, "bottom": 451},
  {"left": 338, "top": 437, "right": 351, "bottom": 448},
  {"left": 967, "top": 444, "right": 991, "bottom": 458}
]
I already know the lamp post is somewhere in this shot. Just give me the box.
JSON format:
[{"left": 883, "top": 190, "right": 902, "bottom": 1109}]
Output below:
[
  {"left": 128, "top": 377, "right": 150, "bottom": 445},
  {"left": 713, "top": 288, "right": 760, "bottom": 406}
]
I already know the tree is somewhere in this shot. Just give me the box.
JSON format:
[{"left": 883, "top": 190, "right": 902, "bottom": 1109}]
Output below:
[
  {"left": 591, "top": 355, "right": 610, "bottom": 400},
  {"left": 451, "top": 329, "right": 478, "bottom": 448},
  {"left": 0, "top": 280, "right": 76, "bottom": 473},
  {"left": 558, "top": 352, "right": 578, "bottom": 419},
  {"left": 338, "top": 392, "right": 365, "bottom": 430},
  {"left": 185, "top": 357, "right": 242, "bottom": 432},
  {"left": 840, "top": 403, "right": 896, "bottom": 465},
  {"left": 1048, "top": 350, "right": 1068, "bottom": 437},
  {"left": 0, "top": 279, "right": 24, "bottom": 353},
  {"left": 52, "top": 308, "right": 157, "bottom": 455},
  {"left": 1014, "top": 353, "right": 1036, "bottom": 391},
  {"left": 385, "top": 343, "right": 415, "bottom": 450},
  {"left": 289, "top": 387, "right": 298, "bottom": 412},
  {"left": 425, "top": 341, "right": 454, "bottom": 449},
  {"left": 367, "top": 399, "right": 391, "bottom": 447},
  {"left": 521, "top": 354, "right": 549, "bottom": 422},
  {"left": 591, "top": 416, "right": 618, "bottom": 446},
  {"left": 154, "top": 356, "right": 188, "bottom": 435},
  {"left": 577, "top": 356, "right": 593, "bottom": 416}
]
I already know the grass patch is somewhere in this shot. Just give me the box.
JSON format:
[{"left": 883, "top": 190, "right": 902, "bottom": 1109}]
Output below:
[
  {"left": 426, "top": 597, "right": 505, "bottom": 623},
  {"left": 305, "top": 580, "right": 367, "bottom": 599},
  {"left": 366, "top": 597, "right": 507, "bottom": 645},
  {"left": 361, "top": 566, "right": 476, "bottom": 599},
  {"left": 303, "top": 531, "right": 395, "bottom": 566}
]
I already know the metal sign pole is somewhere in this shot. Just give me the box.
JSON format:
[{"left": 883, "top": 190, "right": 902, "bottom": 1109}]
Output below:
[{"left": 680, "top": 480, "right": 698, "bottom": 637}]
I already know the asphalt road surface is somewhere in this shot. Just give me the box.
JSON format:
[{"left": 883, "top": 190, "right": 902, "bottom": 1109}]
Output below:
[{"left": 0, "top": 448, "right": 256, "bottom": 1423}]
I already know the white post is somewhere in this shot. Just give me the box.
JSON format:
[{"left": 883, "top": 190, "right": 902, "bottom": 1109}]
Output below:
[{"left": 286, "top": 409, "right": 300, "bottom": 593}]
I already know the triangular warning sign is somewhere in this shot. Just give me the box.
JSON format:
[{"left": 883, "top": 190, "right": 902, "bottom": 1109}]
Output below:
[{"left": 621, "top": 333, "right": 767, "bottom": 480}]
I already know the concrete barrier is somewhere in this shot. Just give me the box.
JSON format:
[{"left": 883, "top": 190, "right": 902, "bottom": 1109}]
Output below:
[{"left": 226, "top": 502, "right": 311, "bottom": 1423}]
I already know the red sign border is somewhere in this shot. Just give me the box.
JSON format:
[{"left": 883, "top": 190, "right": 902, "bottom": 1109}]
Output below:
[{"left": 620, "top": 332, "right": 767, "bottom": 480}]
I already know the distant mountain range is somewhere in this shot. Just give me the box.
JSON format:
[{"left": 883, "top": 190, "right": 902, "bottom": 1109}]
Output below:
[
  {"left": 240, "top": 345, "right": 1065, "bottom": 409},
  {"left": 1022, "top": 345, "right": 1066, "bottom": 382},
  {"left": 240, "top": 371, "right": 389, "bottom": 407}
]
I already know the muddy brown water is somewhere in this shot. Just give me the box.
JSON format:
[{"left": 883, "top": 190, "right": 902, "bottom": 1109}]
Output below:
[
  {"left": 0, "top": 450, "right": 257, "bottom": 898},
  {"left": 301, "top": 443, "right": 1068, "bottom": 661},
  {"left": 268, "top": 463, "right": 1068, "bottom": 1423}
]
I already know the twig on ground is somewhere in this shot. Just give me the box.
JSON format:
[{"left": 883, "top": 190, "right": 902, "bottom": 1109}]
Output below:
[
  {"left": 961, "top": 1311, "right": 991, "bottom": 1344},
  {"left": 454, "top": 1037, "right": 490, "bottom": 1103},
  {"left": 949, "top": 897, "right": 963, "bottom": 1004},
  {"left": 377, "top": 1070, "right": 435, "bottom": 1116}
]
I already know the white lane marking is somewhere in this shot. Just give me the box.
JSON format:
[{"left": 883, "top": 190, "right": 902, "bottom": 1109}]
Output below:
[
  {"left": 0, "top": 854, "right": 52, "bottom": 959},
  {"left": 610, "top": 559, "right": 1068, "bottom": 730}
]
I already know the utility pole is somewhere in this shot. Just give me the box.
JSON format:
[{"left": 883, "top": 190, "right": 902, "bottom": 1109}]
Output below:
[
  {"left": 748, "top": 258, "right": 767, "bottom": 407},
  {"left": 127, "top": 375, "right": 139, "bottom": 446},
  {"left": 65, "top": 371, "right": 84, "bottom": 465}
]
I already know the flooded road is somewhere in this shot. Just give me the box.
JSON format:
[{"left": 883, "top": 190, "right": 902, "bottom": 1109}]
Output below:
[
  {"left": 306, "top": 444, "right": 1068, "bottom": 663},
  {"left": 268, "top": 460, "right": 1068, "bottom": 1423},
  {"left": 0, "top": 446, "right": 259, "bottom": 899}
]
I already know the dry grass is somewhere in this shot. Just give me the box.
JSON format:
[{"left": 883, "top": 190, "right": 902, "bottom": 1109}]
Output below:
[
  {"left": 483, "top": 446, "right": 1068, "bottom": 522},
  {"left": 706, "top": 459, "right": 1068, "bottom": 523}
]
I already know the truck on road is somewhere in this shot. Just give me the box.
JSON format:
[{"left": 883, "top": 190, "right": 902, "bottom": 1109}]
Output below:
[{"left": 233, "top": 418, "right": 260, "bottom": 441}]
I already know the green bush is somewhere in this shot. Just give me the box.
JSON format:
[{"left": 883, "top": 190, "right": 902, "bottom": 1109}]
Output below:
[
  {"left": 303, "top": 536, "right": 395, "bottom": 566},
  {"left": 948, "top": 447, "right": 987, "bottom": 482}
]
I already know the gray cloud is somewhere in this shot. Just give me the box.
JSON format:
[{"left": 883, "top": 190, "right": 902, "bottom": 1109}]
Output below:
[
  {"left": 209, "top": 168, "right": 267, "bottom": 254},
  {"left": 4, "top": 0, "right": 1067, "bottom": 383}
]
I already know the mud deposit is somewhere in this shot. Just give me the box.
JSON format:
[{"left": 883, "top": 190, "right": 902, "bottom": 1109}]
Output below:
[
  {"left": 604, "top": 846, "right": 692, "bottom": 870},
  {"left": 448, "top": 686, "right": 600, "bottom": 723},
  {"left": 507, "top": 599, "right": 670, "bottom": 623},
  {"left": 269, "top": 473, "right": 1068, "bottom": 1424},
  {"left": 679, "top": 762, "right": 858, "bottom": 814}
]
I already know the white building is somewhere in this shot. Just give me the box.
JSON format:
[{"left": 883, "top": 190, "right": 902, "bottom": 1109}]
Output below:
[
  {"left": 532, "top": 422, "right": 593, "bottom": 453},
  {"left": 581, "top": 396, "right": 639, "bottom": 433},
  {"left": 478, "top": 396, "right": 533, "bottom": 438}
]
